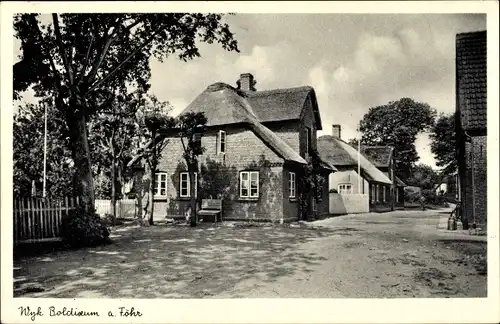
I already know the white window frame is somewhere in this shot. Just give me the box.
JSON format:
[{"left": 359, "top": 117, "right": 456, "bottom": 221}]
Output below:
[
  {"left": 179, "top": 172, "right": 197, "bottom": 198},
  {"left": 240, "top": 171, "right": 259, "bottom": 198},
  {"left": 338, "top": 183, "right": 353, "bottom": 195},
  {"left": 376, "top": 184, "right": 380, "bottom": 202},
  {"left": 289, "top": 172, "right": 296, "bottom": 198},
  {"left": 217, "top": 130, "right": 226, "bottom": 154},
  {"left": 154, "top": 172, "right": 168, "bottom": 198}
]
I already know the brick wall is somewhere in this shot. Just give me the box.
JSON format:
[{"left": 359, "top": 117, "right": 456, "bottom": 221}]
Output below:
[
  {"left": 265, "top": 95, "right": 317, "bottom": 158},
  {"left": 266, "top": 121, "right": 300, "bottom": 154},
  {"left": 299, "top": 96, "right": 318, "bottom": 157},
  {"left": 463, "top": 135, "right": 487, "bottom": 226},
  {"left": 142, "top": 125, "right": 286, "bottom": 221}
]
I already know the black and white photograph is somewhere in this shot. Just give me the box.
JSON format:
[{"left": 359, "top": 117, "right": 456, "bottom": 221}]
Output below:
[{"left": 1, "top": 1, "right": 498, "bottom": 323}]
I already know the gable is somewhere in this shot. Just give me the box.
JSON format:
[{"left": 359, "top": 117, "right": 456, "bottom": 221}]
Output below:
[{"left": 360, "top": 146, "right": 394, "bottom": 168}]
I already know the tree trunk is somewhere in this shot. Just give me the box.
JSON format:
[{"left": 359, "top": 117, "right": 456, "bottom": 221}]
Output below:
[
  {"left": 111, "top": 152, "right": 117, "bottom": 226},
  {"left": 148, "top": 164, "right": 156, "bottom": 226},
  {"left": 189, "top": 167, "right": 197, "bottom": 227},
  {"left": 66, "top": 102, "right": 95, "bottom": 213}
]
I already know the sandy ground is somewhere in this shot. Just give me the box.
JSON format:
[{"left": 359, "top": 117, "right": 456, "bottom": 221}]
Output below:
[{"left": 14, "top": 208, "right": 486, "bottom": 298}]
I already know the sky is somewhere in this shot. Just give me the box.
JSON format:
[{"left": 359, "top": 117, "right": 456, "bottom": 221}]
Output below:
[{"left": 14, "top": 13, "right": 486, "bottom": 168}]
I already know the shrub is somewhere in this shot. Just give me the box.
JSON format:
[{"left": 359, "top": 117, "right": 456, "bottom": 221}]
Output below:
[
  {"left": 60, "top": 206, "right": 111, "bottom": 248},
  {"left": 421, "top": 189, "right": 448, "bottom": 206},
  {"left": 329, "top": 188, "right": 338, "bottom": 194}
]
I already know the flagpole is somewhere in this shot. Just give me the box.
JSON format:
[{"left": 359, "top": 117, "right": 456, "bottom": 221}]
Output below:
[
  {"left": 358, "top": 138, "right": 361, "bottom": 194},
  {"left": 43, "top": 102, "right": 47, "bottom": 198}
]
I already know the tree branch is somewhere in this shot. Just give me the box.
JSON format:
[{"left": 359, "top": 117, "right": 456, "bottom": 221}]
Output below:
[
  {"left": 30, "top": 16, "right": 62, "bottom": 92},
  {"left": 85, "top": 26, "right": 118, "bottom": 84},
  {"left": 117, "top": 132, "right": 127, "bottom": 159},
  {"left": 52, "top": 13, "right": 74, "bottom": 84},
  {"left": 86, "top": 27, "right": 163, "bottom": 94},
  {"left": 80, "top": 27, "right": 95, "bottom": 83}
]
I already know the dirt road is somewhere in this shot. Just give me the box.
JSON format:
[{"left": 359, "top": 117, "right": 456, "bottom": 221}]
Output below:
[
  {"left": 14, "top": 208, "right": 486, "bottom": 298},
  {"left": 220, "top": 208, "right": 487, "bottom": 298}
]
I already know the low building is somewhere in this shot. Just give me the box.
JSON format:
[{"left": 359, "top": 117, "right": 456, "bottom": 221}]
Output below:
[
  {"left": 317, "top": 126, "right": 394, "bottom": 214},
  {"left": 128, "top": 73, "right": 335, "bottom": 223}
]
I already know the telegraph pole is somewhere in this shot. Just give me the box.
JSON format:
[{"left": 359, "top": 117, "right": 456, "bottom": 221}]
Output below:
[{"left": 43, "top": 102, "right": 47, "bottom": 198}]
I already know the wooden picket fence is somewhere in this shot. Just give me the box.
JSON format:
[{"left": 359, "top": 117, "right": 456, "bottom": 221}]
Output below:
[
  {"left": 95, "top": 199, "right": 137, "bottom": 219},
  {"left": 13, "top": 196, "right": 80, "bottom": 244}
]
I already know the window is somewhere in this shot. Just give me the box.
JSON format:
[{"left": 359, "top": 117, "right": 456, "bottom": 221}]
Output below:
[
  {"left": 395, "top": 188, "right": 399, "bottom": 203},
  {"left": 154, "top": 173, "right": 168, "bottom": 198},
  {"left": 383, "top": 186, "right": 386, "bottom": 202},
  {"left": 179, "top": 172, "right": 197, "bottom": 198},
  {"left": 376, "top": 184, "right": 380, "bottom": 202},
  {"left": 371, "top": 185, "right": 376, "bottom": 203},
  {"left": 240, "top": 171, "right": 259, "bottom": 198},
  {"left": 338, "top": 183, "right": 353, "bottom": 195},
  {"left": 217, "top": 130, "right": 226, "bottom": 154},
  {"left": 312, "top": 197, "right": 317, "bottom": 211},
  {"left": 305, "top": 127, "right": 312, "bottom": 156},
  {"left": 289, "top": 172, "right": 296, "bottom": 198}
]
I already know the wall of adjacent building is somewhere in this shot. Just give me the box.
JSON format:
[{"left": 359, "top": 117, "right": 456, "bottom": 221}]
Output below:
[{"left": 463, "top": 135, "right": 487, "bottom": 227}]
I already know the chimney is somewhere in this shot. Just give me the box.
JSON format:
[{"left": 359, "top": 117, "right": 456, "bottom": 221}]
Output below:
[
  {"left": 237, "top": 73, "right": 256, "bottom": 91},
  {"left": 332, "top": 124, "right": 341, "bottom": 139}
]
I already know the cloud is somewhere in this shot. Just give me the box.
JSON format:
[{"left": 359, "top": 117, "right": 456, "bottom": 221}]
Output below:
[
  {"left": 233, "top": 45, "right": 276, "bottom": 84},
  {"left": 13, "top": 14, "right": 486, "bottom": 168},
  {"left": 307, "top": 26, "right": 469, "bottom": 166}
]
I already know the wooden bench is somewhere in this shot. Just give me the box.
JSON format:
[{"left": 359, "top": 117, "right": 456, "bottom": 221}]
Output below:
[{"left": 197, "top": 199, "right": 223, "bottom": 223}]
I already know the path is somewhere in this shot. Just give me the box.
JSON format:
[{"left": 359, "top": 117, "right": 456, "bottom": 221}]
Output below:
[{"left": 14, "top": 208, "right": 486, "bottom": 298}]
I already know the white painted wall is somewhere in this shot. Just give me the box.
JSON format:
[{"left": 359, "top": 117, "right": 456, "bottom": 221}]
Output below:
[
  {"left": 329, "top": 193, "right": 370, "bottom": 214},
  {"left": 329, "top": 170, "right": 369, "bottom": 194}
]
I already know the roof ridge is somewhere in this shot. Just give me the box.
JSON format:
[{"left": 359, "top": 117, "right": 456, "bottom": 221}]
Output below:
[
  {"left": 246, "top": 85, "right": 313, "bottom": 96},
  {"left": 456, "top": 30, "right": 487, "bottom": 38}
]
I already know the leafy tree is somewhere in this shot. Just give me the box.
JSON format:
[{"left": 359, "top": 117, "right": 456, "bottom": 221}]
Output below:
[
  {"left": 430, "top": 112, "right": 456, "bottom": 176},
  {"left": 176, "top": 112, "right": 208, "bottom": 227},
  {"left": 347, "top": 138, "right": 359, "bottom": 147},
  {"left": 88, "top": 90, "right": 144, "bottom": 224},
  {"left": 134, "top": 95, "right": 175, "bottom": 226},
  {"left": 13, "top": 100, "right": 73, "bottom": 199},
  {"left": 405, "top": 164, "right": 440, "bottom": 190},
  {"left": 357, "top": 98, "right": 436, "bottom": 180},
  {"left": 13, "top": 13, "right": 239, "bottom": 212}
]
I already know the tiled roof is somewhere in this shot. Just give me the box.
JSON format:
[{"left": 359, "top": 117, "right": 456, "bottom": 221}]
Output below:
[
  {"left": 456, "top": 30, "right": 487, "bottom": 131},
  {"left": 360, "top": 146, "right": 394, "bottom": 167},
  {"left": 317, "top": 135, "right": 392, "bottom": 184}
]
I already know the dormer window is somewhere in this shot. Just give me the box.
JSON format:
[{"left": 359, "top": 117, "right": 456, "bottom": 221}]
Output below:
[{"left": 217, "top": 130, "right": 226, "bottom": 154}]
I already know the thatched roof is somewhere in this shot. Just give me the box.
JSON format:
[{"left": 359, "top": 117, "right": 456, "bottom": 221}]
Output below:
[
  {"left": 129, "top": 83, "right": 314, "bottom": 166},
  {"left": 180, "top": 84, "right": 323, "bottom": 130},
  {"left": 360, "top": 146, "right": 394, "bottom": 167},
  {"left": 317, "top": 135, "right": 392, "bottom": 184},
  {"left": 246, "top": 86, "right": 323, "bottom": 130}
]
